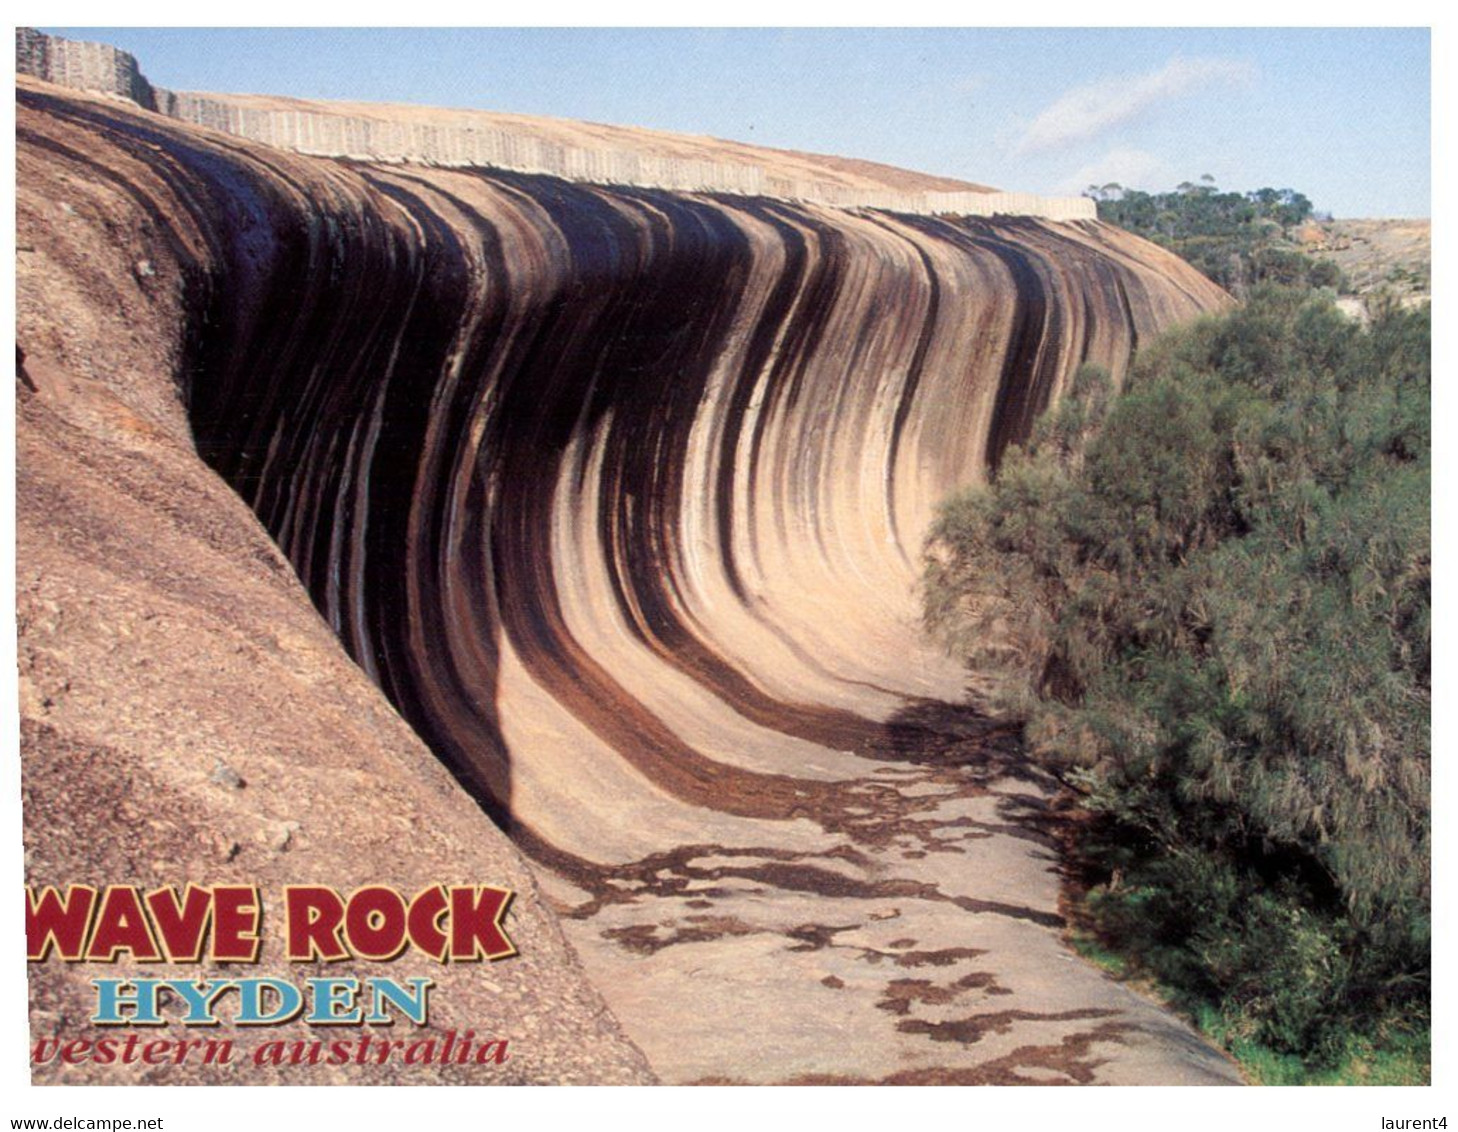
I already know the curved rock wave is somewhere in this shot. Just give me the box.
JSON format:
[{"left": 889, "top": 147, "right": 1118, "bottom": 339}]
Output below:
[{"left": 18, "top": 81, "right": 1239, "bottom": 1084}]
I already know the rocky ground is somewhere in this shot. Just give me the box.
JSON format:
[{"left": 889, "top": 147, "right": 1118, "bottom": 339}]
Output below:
[{"left": 1298, "top": 217, "right": 1431, "bottom": 314}]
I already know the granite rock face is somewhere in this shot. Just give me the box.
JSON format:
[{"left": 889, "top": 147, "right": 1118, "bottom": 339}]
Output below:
[
  {"left": 17, "top": 81, "right": 656, "bottom": 1086},
  {"left": 17, "top": 63, "right": 1237, "bottom": 1086}
]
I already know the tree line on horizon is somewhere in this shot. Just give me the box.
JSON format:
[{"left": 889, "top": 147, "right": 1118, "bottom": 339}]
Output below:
[{"left": 1084, "top": 176, "right": 1343, "bottom": 297}]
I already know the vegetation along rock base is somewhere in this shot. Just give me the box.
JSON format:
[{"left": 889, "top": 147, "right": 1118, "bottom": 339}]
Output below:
[{"left": 924, "top": 284, "right": 1430, "bottom": 1082}]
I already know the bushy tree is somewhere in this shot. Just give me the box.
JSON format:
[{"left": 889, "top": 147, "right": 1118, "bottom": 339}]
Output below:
[
  {"left": 1091, "top": 183, "right": 1337, "bottom": 295},
  {"left": 924, "top": 287, "right": 1429, "bottom": 1059}
]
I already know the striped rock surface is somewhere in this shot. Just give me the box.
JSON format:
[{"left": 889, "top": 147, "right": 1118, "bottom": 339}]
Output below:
[{"left": 17, "top": 78, "right": 1239, "bottom": 1084}]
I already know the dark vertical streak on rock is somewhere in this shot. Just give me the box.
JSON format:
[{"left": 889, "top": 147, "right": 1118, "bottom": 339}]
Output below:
[{"left": 16, "top": 92, "right": 1229, "bottom": 847}]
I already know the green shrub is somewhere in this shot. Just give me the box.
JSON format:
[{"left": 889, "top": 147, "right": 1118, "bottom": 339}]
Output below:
[
  {"left": 924, "top": 286, "right": 1430, "bottom": 1063},
  {"left": 1307, "top": 258, "right": 1344, "bottom": 290}
]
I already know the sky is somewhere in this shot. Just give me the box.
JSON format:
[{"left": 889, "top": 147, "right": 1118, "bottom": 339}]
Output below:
[{"left": 45, "top": 27, "right": 1432, "bottom": 218}]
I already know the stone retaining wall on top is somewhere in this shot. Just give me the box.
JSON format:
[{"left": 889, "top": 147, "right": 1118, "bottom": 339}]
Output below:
[{"left": 18, "top": 28, "right": 1096, "bottom": 222}]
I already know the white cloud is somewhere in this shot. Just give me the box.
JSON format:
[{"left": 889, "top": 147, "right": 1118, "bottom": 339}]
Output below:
[
  {"left": 1014, "top": 56, "right": 1256, "bottom": 157},
  {"left": 1057, "top": 147, "right": 1172, "bottom": 196}
]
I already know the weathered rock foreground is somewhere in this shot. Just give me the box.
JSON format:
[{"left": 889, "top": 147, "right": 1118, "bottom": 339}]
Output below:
[{"left": 17, "top": 63, "right": 1239, "bottom": 1085}]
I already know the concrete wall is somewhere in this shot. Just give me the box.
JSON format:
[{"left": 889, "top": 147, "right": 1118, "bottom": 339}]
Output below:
[
  {"left": 15, "top": 27, "right": 157, "bottom": 110},
  {"left": 18, "top": 29, "right": 1096, "bottom": 222}
]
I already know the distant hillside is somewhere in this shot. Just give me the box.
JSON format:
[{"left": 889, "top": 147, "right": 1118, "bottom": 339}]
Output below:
[{"left": 1297, "top": 218, "right": 1431, "bottom": 308}]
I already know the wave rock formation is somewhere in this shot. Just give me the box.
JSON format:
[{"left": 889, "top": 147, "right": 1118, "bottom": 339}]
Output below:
[{"left": 18, "top": 35, "right": 1239, "bottom": 1085}]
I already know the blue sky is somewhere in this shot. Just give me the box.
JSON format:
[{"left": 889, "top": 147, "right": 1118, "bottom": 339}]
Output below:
[{"left": 48, "top": 27, "right": 1431, "bottom": 217}]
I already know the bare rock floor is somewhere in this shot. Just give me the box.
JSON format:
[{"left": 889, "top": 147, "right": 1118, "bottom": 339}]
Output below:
[{"left": 541, "top": 719, "right": 1241, "bottom": 1085}]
